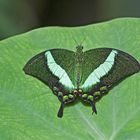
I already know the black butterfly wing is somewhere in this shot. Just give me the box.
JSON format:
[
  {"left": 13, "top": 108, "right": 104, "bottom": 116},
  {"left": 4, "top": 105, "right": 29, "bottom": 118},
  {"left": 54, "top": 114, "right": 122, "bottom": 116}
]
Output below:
[
  {"left": 81, "top": 48, "right": 113, "bottom": 86},
  {"left": 23, "top": 51, "right": 57, "bottom": 89},
  {"left": 81, "top": 48, "right": 140, "bottom": 100},
  {"left": 80, "top": 48, "right": 139, "bottom": 114},
  {"left": 23, "top": 49, "right": 75, "bottom": 91},
  {"left": 101, "top": 49, "right": 140, "bottom": 88}
]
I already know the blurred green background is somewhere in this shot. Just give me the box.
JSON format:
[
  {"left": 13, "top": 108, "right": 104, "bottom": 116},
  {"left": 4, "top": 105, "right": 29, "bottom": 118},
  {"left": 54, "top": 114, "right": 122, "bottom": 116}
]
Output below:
[{"left": 0, "top": 0, "right": 140, "bottom": 40}]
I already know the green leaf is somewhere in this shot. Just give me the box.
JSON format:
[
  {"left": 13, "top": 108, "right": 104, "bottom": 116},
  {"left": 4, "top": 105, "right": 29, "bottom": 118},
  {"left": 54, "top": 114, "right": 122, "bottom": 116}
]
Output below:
[{"left": 0, "top": 18, "right": 140, "bottom": 140}]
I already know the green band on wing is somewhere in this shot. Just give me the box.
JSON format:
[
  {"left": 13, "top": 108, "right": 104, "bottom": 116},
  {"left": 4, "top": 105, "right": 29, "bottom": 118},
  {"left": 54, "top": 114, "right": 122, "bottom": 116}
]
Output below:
[
  {"left": 81, "top": 50, "right": 118, "bottom": 90},
  {"left": 45, "top": 51, "right": 74, "bottom": 90}
]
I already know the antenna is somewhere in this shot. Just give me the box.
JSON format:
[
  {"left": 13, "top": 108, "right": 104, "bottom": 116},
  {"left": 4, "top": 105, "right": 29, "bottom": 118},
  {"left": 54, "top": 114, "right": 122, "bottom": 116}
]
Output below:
[
  {"left": 72, "top": 36, "right": 79, "bottom": 46},
  {"left": 80, "top": 36, "right": 87, "bottom": 46},
  {"left": 72, "top": 36, "right": 87, "bottom": 46}
]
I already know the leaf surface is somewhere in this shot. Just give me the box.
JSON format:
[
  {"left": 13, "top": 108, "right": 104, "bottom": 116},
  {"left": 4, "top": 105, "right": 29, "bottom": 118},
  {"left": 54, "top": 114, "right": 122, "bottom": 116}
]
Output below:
[{"left": 0, "top": 18, "right": 140, "bottom": 140}]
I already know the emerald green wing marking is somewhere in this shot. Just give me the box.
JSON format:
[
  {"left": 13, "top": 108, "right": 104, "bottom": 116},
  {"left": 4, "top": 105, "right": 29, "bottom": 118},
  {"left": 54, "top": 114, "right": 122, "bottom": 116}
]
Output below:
[
  {"left": 80, "top": 48, "right": 140, "bottom": 92},
  {"left": 49, "top": 49, "right": 76, "bottom": 90},
  {"left": 80, "top": 48, "right": 113, "bottom": 91},
  {"left": 81, "top": 49, "right": 117, "bottom": 91},
  {"left": 45, "top": 50, "right": 75, "bottom": 90},
  {"left": 23, "top": 51, "right": 58, "bottom": 89},
  {"left": 23, "top": 49, "right": 76, "bottom": 91},
  {"left": 101, "top": 49, "right": 140, "bottom": 88}
]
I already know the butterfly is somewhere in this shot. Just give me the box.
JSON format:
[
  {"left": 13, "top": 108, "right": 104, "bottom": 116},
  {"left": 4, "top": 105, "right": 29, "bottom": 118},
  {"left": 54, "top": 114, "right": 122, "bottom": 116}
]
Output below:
[{"left": 23, "top": 46, "right": 140, "bottom": 118}]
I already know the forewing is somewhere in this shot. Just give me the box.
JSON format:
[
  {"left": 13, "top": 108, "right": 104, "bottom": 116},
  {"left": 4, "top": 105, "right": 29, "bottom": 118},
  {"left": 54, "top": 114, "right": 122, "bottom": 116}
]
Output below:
[
  {"left": 101, "top": 49, "right": 140, "bottom": 87},
  {"left": 81, "top": 48, "right": 140, "bottom": 92},
  {"left": 23, "top": 49, "right": 76, "bottom": 92}
]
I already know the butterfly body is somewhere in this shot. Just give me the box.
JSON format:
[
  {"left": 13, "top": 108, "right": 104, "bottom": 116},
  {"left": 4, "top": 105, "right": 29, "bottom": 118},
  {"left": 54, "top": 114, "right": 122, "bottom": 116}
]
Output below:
[
  {"left": 75, "top": 46, "right": 84, "bottom": 89},
  {"left": 23, "top": 46, "right": 140, "bottom": 118}
]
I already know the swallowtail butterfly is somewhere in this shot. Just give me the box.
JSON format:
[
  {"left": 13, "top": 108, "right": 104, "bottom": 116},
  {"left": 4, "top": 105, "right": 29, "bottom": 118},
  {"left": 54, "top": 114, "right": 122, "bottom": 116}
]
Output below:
[{"left": 23, "top": 46, "right": 140, "bottom": 118}]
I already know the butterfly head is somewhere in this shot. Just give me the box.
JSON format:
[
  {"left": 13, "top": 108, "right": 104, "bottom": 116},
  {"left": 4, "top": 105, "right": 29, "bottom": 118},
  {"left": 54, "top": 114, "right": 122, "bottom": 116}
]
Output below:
[{"left": 76, "top": 45, "right": 83, "bottom": 52}]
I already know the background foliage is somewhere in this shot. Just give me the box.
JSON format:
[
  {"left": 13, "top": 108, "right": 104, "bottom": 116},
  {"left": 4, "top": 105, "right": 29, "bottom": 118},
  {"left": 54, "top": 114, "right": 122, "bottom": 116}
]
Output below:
[{"left": 1, "top": 0, "right": 140, "bottom": 39}]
